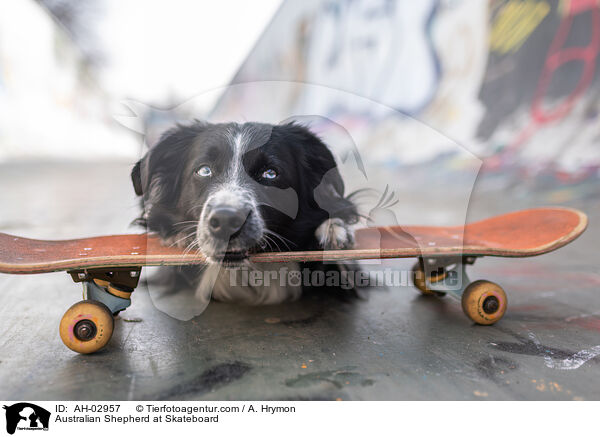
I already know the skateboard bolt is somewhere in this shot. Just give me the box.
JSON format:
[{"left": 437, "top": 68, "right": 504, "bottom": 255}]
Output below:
[
  {"left": 482, "top": 296, "right": 499, "bottom": 314},
  {"left": 74, "top": 320, "right": 97, "bottom": 342}
]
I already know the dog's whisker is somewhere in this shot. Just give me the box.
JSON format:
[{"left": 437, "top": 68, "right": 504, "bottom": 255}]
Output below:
[
  {"left": 172, "top": 227, "right": 198, "bottom": 240},
  {"left": 173, "top": 220, "right": 199, "bottom": 227},
  {"left": 260, "top": 233, "right": 279, "bottom": 252},
  {"left": 259, "top": 236, "right": 274, "bottom": 252},
  {"left": 262, "top": 234, "right": 283, "bottom": 252},
  {"left": 170, "top": 222, "right": 198, "bottom": 235},
  {"left": 179, "top": 235, "right": 198, "bottom": 253},
  {"left": 263, "top": 230, "right": 294, "bottom": 250},
  {"left": 186, "top": 204, "right": 206, "bottom": 215},
  {"left": 169, "top": 231, "right": 197, "bottom": 248},
  {"left": 182, "top": 239, "right": 201, "bottom": 257},
  {"left": 263, "top": 234, "right": 281, "bottom": 252}
]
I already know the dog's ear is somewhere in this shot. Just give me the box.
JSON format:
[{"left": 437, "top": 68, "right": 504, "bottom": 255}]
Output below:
[
  {"left": 133, "top": 122, "right": 204, "bottom": 207},
  {"left": 306, "top": 140, "right": 359, "bottom": 224},
  {"left": 131, "top": 160, "right": 143, "bottom": 196},
  {"left": 318, "top": 164, "right": 345, "bottom": 198}
]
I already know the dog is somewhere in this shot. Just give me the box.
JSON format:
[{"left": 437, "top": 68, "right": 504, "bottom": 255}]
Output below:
[{"left": 131, "top": 120, "right": 359, "bottom": 306}]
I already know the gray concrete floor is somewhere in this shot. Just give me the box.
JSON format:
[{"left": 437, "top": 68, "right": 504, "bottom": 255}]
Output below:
[{"left": 0, "top": 161, "right": 599, "bottom": 400}]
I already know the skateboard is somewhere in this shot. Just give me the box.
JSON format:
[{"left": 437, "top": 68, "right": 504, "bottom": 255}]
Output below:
[{"left": 0, "top": 207, "right": 587, "bottom": 353}]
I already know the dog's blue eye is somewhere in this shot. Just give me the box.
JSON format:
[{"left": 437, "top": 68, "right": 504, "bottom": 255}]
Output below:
[
  {"left": 262, "top": 169, "right": 277, "bottom": 180},
  {"left": 196, "top": 165, "right": 212, "bottom": 177}
]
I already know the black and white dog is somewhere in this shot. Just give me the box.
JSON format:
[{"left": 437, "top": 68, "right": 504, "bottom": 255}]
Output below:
[{"left": 131, "top": 121, "right": 359, "bottom": 305}]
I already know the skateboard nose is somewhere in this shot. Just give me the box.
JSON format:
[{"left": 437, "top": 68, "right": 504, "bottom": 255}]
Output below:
[{"left": 208, "top": 207, "right": 247, "bottom": 240}]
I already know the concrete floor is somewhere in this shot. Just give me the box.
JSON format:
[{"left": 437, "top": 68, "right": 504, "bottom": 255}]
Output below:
[{"left": 0, "top": 161, "right": 599, "bottom": 400}]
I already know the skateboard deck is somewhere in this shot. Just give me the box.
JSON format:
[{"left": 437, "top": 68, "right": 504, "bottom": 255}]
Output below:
[{"left": 0, "top": 207, "right": 587, "bottom": 274}]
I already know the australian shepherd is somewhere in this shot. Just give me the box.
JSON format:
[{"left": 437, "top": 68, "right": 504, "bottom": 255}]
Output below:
[{"left": 131, "top": 121, "right": 359, "bottom": 305}]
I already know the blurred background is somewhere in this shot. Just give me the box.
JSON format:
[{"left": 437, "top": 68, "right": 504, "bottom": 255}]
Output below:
[{"left": 1, "top": 0, "right": 598, "bottom": 190}]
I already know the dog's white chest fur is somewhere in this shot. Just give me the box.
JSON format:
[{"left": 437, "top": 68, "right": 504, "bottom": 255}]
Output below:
[{"left": 198, "top": 262, "right": 302, "bottom": 305}]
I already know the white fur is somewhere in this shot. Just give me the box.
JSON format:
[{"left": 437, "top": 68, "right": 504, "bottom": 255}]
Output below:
[
  {"left": 315, "top": 218, "right": 355, "bottom": 249},
  {"left": 196, "top": 262, "right": 302, "bottom": 305}
]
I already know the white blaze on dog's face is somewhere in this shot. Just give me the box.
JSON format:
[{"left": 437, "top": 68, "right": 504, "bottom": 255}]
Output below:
[
  {"left": 195, "top": 136, "right": 266, "bottom": 262},
  {"left": 131, "top": 121, "right": 359, "bottom": 264}
]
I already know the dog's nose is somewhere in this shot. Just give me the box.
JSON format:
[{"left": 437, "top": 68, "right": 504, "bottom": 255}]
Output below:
[{"left": 208, "top": 207, "right": 247, "bottom": 240}]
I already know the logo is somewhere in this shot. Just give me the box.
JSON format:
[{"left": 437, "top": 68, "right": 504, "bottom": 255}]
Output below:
[{"left": 3, "top": 403, "right": 50, "bottom": 434}]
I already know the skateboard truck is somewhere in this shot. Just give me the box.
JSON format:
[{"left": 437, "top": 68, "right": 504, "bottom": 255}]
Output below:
[
  {"left": 68, "top": 267, "right": 141, "bottom": 313},
  {"left": 56, "top": 267, "right": 142, "bottom": 353},
  {"left": 414, "top": 256, "right": 475, "bottom": 294}
]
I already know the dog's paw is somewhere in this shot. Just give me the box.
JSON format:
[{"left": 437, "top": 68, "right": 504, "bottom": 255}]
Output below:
[{"left": 315, "top": 218, "right": 355, "bottom": 250}]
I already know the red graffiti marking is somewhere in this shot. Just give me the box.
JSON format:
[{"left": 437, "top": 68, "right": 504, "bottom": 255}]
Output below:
[{"left": 492, "top": 0, "right": 600, "bottom": 168}]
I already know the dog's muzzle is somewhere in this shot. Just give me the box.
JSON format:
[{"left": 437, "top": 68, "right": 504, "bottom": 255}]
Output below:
[{"left": 207, "top": 207, "right": 249, "bottom": 241}]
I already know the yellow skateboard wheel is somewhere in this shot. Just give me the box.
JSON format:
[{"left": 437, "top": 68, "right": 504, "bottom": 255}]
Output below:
[
  {"left": 461, "top": 280, "right": 507, "bottom": 325},
  {"left": 59, "top": 300, "right": 114, "bottom": 354},
  {"left": 412, "top": 262, "right": 446, "bottom": 296}
]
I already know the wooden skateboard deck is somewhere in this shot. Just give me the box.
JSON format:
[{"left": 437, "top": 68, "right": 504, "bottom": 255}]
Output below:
[{"left": 0, "top": 207, "right": 587, "bottom": 274}]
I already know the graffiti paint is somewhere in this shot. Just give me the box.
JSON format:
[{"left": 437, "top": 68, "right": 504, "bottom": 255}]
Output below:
[
  {"left": 528, "top": 332, "right": 600, "bottom": 370},
  {"left": 214, "top": 0, "right": 600, "bottom": 181},
  {"left": 490, "top": 0, "right": 551, "bottom": 54}
]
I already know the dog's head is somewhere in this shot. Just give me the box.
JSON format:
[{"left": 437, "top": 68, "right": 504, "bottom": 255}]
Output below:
[{"left": 132, "top": 121, "right": 357, "bottom": 263}]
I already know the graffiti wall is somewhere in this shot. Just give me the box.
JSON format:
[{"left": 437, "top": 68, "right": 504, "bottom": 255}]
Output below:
[{"left": 212, "top": 0, "right": 600, "bottom": 183}]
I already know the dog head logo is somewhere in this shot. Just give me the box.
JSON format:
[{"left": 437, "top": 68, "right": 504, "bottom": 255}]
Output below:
[{"left": 3, "top": 403, "right": 50, "bottom": 434}]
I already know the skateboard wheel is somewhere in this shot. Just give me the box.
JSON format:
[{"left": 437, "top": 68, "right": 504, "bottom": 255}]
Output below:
[
  {"left": 412, "top": 263, "right": 446, "bottom": 297},
  {"left": 461, "top": 280, "right": 507, "bottom": 325},
  {"left": 59, "top": 300, "right": 114, "bottom": 354}
]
